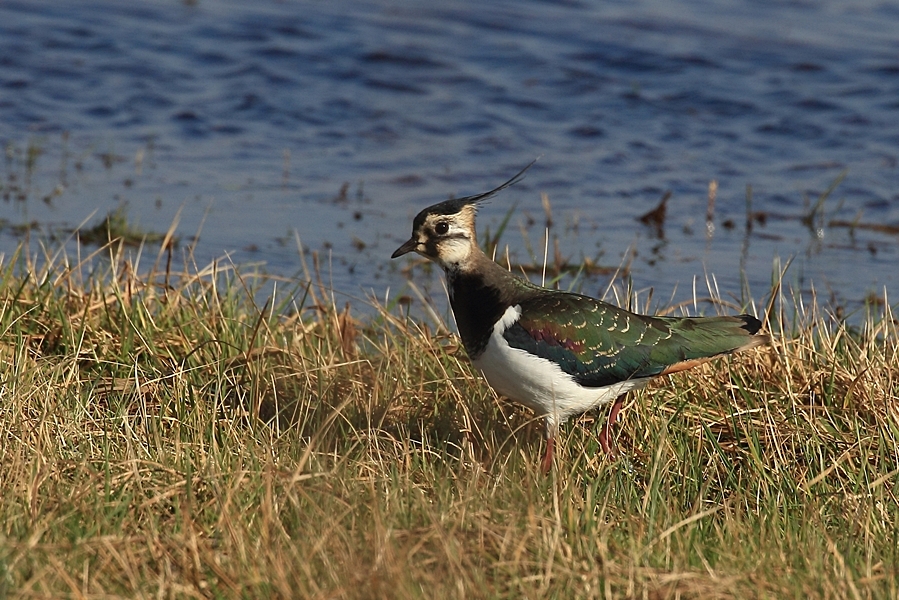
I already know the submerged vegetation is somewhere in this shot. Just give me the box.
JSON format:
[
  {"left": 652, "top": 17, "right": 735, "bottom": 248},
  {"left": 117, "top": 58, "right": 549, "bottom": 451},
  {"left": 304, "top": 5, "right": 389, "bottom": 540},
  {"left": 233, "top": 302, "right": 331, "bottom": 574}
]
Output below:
[
  {"left": 0, "top": 239, "right": 897, "bottom": 598},
  {"left": 77, "top": 205, "right": 174, "bottom": 248}
]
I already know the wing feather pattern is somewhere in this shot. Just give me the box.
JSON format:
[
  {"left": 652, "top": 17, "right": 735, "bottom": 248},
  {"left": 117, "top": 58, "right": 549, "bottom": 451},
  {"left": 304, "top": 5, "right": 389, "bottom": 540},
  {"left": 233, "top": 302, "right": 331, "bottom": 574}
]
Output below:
[{"left": 501, "top": 293, "right": 763, "bottom": 388}]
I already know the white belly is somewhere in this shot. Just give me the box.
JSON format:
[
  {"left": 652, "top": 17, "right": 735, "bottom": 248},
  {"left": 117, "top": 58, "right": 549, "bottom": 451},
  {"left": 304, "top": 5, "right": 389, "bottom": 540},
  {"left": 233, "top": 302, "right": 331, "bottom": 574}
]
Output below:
[{"left": 472, "top": 305, "right": 645, "bottom": 430}]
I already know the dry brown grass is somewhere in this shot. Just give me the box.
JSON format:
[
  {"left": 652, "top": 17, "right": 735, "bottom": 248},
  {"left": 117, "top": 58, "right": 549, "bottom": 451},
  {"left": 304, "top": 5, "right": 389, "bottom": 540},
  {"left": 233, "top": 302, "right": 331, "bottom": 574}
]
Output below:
[{"left": 0, "top": 242, "right": 897, "bottom": 599}]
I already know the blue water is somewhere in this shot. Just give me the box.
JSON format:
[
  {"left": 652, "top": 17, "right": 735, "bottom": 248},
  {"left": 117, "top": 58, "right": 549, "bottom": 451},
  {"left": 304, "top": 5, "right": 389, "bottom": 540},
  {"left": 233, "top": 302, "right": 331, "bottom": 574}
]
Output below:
[{"left": 2, "top": 0, "right": 898, "bottom": 315}]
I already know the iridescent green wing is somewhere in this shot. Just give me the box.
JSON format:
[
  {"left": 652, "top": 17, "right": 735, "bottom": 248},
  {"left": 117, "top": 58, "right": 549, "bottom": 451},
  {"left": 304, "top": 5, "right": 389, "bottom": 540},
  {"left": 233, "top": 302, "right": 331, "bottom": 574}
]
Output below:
[{"left": 502, "top": 292, "right": 760, "bottom": 388}]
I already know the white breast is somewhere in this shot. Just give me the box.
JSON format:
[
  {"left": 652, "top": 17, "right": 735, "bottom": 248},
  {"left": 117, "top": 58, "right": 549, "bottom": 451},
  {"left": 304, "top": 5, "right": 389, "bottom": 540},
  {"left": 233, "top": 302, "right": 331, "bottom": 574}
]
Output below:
[{"left": 472, "top": 305, "right": 646, "bottom": 432}]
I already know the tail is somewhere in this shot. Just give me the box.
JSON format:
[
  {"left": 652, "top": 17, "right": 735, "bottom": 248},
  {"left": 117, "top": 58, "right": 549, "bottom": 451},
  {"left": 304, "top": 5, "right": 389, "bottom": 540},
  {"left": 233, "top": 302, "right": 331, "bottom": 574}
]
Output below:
[
  {"left": 711, "top": 313, "right": 769, "bottom": 350},
  {"left": 656, "top": 313, "right": 769, "bottom": 375}
]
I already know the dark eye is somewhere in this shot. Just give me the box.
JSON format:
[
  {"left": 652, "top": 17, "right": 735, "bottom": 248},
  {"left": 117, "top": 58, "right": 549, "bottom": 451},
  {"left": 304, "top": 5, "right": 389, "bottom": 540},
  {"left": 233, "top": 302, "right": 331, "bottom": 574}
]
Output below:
[{"left": 435, "top": 221, "right": 449, "bottom": 235}]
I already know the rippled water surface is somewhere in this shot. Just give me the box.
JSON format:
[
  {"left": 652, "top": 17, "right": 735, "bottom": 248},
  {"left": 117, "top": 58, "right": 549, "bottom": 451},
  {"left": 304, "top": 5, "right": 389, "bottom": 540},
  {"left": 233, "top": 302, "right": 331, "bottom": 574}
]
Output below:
[{"left": 2, "top": 0, "right": 898, "bottom": 314}]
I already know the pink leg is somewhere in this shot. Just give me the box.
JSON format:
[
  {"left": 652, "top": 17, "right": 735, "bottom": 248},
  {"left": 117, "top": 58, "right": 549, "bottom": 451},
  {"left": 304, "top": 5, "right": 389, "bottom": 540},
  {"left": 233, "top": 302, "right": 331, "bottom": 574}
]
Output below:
[
  {"left": 540, "top": 436, "right": 555, "bottom": 475},
  {"left": 598, "top": 395, "right": 626, "bottom": 457}
]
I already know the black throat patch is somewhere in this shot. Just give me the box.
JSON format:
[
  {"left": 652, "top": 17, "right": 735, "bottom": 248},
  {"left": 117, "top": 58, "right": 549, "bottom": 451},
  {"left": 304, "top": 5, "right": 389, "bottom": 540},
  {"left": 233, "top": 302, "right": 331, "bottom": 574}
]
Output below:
[{"left": 447, "top": 269, "right": 509, "bottom": 359}]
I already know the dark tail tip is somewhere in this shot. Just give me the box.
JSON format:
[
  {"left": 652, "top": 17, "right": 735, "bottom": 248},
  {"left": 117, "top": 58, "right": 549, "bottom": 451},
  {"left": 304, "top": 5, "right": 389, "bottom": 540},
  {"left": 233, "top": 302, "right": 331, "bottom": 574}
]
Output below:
[{"left": 738, "top": 314, "right": 763, "bottom": 335}]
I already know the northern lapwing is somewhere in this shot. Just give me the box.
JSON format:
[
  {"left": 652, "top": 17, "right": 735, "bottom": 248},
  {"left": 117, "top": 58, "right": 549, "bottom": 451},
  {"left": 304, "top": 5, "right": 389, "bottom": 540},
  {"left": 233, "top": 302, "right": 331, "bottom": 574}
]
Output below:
[{"left": 391, "top": 166, "right": 769, "bottom": 473}]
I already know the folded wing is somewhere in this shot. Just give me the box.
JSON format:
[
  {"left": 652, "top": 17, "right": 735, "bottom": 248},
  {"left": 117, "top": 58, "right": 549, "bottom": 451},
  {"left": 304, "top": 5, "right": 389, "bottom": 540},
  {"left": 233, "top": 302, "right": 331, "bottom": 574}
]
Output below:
[{"left": 502, "top": 293, "right": 765, "bottom": 388}]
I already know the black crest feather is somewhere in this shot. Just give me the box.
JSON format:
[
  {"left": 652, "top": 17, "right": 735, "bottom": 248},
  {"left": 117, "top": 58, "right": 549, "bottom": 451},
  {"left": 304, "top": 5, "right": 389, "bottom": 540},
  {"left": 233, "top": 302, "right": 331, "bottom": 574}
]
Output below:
[{"left": 414, "top": 159, "right": 538, "bottom": 226}]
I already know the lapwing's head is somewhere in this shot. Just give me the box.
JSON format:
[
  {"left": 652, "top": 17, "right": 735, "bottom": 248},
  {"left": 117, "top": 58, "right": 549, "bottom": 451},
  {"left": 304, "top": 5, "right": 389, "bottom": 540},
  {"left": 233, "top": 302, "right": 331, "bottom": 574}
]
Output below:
[
  {"left": 391, "top": 161, "right": 535, "bottom": 272},
  {"left": 390, "top": 196, "right": 480, "bottom": 271}
]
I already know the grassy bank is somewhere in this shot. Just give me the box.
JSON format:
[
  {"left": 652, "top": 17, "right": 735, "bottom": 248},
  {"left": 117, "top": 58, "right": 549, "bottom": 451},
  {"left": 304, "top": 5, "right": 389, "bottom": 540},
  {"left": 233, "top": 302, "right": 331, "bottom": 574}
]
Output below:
[{"left": 0, "top": 242, "right": 897, "bottom": 599}]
